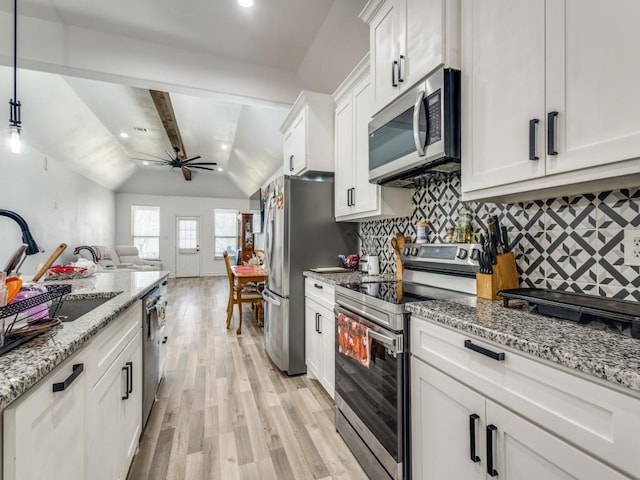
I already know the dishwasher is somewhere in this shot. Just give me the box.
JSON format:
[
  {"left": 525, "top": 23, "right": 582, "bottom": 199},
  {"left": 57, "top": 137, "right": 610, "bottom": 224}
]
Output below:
[{"left": 142, "top": 286, "right": 165, "bottom": 427}]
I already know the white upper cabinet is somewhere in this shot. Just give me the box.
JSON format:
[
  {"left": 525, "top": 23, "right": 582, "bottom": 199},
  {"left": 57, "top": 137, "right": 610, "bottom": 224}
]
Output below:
[
  {"left": 462, "top": 0, "right": 640, "bottom": 200},
  {"left": 280, "top": 91, "right": 335, "bottom": 176},
  {"left": 545, "top": 0, "right": 640, "bottom": 176},
  {"left": 333, "top": 57, "right": 412, "bottom": 221},
  {"left": 360, "top": 0, "right": 461, "bottom": 114},
  {"left": 461, "top": 0, "right": 547, "bottom": 192}
]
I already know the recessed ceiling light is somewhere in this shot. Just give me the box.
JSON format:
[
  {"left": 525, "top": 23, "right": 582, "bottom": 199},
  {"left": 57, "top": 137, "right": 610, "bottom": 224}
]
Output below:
[
  {"left": 119, "top": 132, "right": 129, "bottom": 138},
  {"left": 221, "top": 143, "right": 229, "bottom": 150},
  {"left": 217, "top": 167, "right": 223, "bottom": 172},
  {"left": 143, "top": 161, "right": 150, "bottom": 166},
  {"left": 238, "top": 0, "right": 253, "bottom": 7}
]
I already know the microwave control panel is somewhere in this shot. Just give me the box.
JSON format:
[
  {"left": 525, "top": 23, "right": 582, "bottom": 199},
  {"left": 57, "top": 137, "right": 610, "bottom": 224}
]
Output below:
[{"left": 426, "top": 90, "right": 442, "bottom": 145}]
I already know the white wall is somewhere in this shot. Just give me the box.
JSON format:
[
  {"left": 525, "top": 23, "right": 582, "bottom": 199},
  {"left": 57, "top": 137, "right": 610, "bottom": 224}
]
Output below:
[
  {"left": 115, "top": 193, "right": 250, "bottom": 277},
  {"left": 0, "top": 145, "right": 115, "bottom": 277}
]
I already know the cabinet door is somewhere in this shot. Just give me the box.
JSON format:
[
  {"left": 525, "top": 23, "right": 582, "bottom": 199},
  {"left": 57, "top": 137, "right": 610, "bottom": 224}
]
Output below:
[
  {"left": 87, "top": 355, "right": 126, "bottom": 480},
  {"left": 4, "top": 354, "right": 87, "bottom": 480},
  {"left": 283, "top": 126, "right": 296, "bottom": 175},
  {"left": 411, "top": 359, "right": 486, "bottom": 480},
  {"left": 486, "top": 400, "right": 631, "bottom": 480},
  {"left": 304, "top": 298, "right": 321, "bottom": 377},
  {"left": 317, "top": 302, "right": 335, "bottom": 399},
  {"left": 461, "top": 0, "right": 546, "bottom": 193},
  {"left": 545, "top": 0, "right": 640, "bottom": 175},
  {"left": 371, "top": 0, "right": 402, "bottom": 113},
  {"left": 402, "top": 0, "right": 445, "bottom": 87},
  {"left": 352, "top": 75, "right": 380, "bottom": 215},
  {"left": 334, "top": 98, "right": 355, "bottom": 218},
  {"left": 289, "top": 111, "right": 307, "bottom": 175},
  {"left": 121, "top": 331, "right": 143, "bottom": 478}
]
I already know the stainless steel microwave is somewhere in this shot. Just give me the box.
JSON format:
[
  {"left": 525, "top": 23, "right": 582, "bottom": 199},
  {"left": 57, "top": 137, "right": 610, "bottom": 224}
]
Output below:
[{"left": 368, "top": 67, "right": 461, "bottom": 188}]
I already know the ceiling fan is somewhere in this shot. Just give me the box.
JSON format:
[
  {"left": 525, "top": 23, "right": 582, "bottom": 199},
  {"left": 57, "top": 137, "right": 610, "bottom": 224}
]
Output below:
[
  {"left": 135, "top": 147, "right": 218, "bottom": 181},
  {"left": 132, "top": 89, "right": 218, "bottom": 181}
]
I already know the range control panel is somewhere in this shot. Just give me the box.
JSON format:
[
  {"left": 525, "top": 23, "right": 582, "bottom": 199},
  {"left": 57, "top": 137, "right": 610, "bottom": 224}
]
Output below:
[{"left": 401, "top": 243, "right": 480, "bottom": 268}]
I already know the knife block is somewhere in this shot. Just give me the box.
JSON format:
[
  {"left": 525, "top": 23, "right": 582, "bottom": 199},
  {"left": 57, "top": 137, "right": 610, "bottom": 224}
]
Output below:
[{"left": 476, "top": 252, "right": 519, "bottom": 300}]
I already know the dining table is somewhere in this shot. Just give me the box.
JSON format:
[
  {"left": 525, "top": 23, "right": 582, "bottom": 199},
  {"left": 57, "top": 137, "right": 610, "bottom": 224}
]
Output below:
[{"left": 230, "top": 265, "right": 268, "bottom": 331}]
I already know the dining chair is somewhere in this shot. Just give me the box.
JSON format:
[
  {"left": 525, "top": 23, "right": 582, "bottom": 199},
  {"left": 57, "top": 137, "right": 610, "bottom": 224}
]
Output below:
[{"left": 223, "top": 251, "right": 263, "bottom": 334}]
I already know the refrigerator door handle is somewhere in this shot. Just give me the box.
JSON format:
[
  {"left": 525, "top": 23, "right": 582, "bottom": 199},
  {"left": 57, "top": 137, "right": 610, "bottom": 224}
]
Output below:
[
  {"left": 262, "top": 289, "right": 282, "bottom": 307},
  {"left": 264, "top": 191, "right": 275, "bottom": 274}
]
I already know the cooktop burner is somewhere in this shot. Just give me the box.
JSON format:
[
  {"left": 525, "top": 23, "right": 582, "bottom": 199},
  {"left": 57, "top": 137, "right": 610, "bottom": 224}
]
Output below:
[{"left": 340, "top": 281, "right": 433, "bottom": 305}]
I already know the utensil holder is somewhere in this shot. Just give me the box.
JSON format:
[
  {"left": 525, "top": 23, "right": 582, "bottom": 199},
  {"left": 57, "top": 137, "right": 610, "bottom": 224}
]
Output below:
[{"left": 476, "top": 252, "right": 519, "bottom": 300}]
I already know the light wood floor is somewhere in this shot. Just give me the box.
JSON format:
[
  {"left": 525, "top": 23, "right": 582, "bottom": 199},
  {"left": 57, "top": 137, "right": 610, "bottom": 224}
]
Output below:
[{"left": 127, "top": 277, "right": 368, "bottom": 480}]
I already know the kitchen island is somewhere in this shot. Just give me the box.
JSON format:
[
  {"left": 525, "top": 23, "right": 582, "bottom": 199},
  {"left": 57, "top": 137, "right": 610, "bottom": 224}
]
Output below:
[{"left": 0, "top": 270, "right": 169, "bottom": 411}]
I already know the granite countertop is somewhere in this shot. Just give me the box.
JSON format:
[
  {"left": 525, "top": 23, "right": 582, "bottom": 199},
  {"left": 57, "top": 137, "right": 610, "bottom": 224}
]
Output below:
[
  {"left": 0, "top": 270, "right": 170, "bottom": 410},
  {"left": 303, "top": 270, "right": 397, "bottom": 285},
  {"left": 406, "top": 298, "right": 640, "bottom": 394}
]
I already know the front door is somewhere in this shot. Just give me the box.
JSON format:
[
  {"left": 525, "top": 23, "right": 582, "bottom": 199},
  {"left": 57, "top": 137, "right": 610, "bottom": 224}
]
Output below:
[{"left": 175, "top": 216, "right": 200, "bottom": 277}]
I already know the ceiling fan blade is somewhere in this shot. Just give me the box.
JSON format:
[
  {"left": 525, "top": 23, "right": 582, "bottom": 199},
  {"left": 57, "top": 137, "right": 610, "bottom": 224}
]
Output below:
[
  {"left": 188, "top": 166, "right": 216, "bottom": 171},
  {"left": 132, "top": 152, "right": 170, "bottom": 162},
  {"left": 130, "top": 157, "right": 168, "bottom": 164},
  {"left": 181, "top": 155, "right": 202, "bottom": 164},
  {"left": 186, "top": 162, "right": 218, "bottom": 166},
  {"left": 181, "top": 166, "right": 192, "bottom": 181},
  {"left": 166, "top": 150, "right": 176, "bottom": 161}
]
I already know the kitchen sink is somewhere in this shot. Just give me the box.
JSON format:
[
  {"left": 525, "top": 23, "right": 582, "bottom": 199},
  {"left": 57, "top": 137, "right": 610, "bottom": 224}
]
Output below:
[{"left": 53, "top": 293, "right": 121, "bottom": 321}]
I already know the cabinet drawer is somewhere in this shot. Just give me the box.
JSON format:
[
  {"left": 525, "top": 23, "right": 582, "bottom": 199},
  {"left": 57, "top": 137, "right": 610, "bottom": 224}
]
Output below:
[
  {"left": 88, "top": 300, "right": 141, "bottom": 387},
  {"left": 305, "top": 278, "right": 335, "bottom": 309},
  {"left": 411, "top": 315, "right": 640, "bottom": 479}
]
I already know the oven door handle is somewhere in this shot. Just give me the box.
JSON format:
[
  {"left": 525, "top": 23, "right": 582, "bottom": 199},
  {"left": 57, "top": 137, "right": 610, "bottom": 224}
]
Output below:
[{"left": 334, "top": 306, "right": 403, "bottom": 354}]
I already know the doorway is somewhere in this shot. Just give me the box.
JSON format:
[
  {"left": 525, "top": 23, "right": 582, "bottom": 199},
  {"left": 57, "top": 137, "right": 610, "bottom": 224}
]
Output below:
[{"left": 175, "top": 216, "right": 200, "bottom": 277}]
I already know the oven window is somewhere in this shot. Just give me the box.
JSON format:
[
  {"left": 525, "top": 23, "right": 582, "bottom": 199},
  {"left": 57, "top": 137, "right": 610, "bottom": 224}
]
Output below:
[
  {"left": 335, "top": 330, "right": 402, "bottom": 461},
  {"left": 369, "top": 103, "right": 427, "bottom": 171}
]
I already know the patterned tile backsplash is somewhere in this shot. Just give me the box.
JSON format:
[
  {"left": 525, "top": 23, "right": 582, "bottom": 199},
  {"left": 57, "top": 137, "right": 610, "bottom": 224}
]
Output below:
[{"left": 360, "top": 174, "right": 640, "bottom": 301}]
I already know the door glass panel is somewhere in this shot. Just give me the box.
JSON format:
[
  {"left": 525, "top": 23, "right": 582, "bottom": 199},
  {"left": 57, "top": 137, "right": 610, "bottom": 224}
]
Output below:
[{"left": 177, "top": 218, "right": 198, "bottom": 252}]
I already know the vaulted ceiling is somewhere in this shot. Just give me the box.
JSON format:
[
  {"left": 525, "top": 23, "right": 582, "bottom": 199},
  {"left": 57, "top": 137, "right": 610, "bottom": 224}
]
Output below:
[{"left": 0, "top": 0, "right": 369, "bottom": 197}]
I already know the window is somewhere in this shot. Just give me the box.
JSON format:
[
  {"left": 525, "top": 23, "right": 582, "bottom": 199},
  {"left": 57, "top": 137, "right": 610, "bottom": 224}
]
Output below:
[
  {"left": 131, "top": 206, "right": 160, "bottom": 259},
  {"left": 214, "top": 209, "right": 238, "bottom": 257}
]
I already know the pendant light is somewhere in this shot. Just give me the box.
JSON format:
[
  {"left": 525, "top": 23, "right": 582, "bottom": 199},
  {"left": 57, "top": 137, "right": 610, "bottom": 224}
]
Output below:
[{"left": 7, "top": 0, "right": 21, "bottom": 154}]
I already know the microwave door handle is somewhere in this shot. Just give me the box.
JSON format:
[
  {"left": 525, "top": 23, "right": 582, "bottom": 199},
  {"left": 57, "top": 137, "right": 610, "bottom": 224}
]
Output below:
[{"left": 413, "top": 90, "right": 426, "bottom": 156}]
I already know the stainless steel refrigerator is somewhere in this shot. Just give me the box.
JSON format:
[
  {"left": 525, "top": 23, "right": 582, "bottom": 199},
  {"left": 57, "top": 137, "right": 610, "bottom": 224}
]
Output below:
[{"left": 262, "top": 175, "right": 357, "bottom": 375}]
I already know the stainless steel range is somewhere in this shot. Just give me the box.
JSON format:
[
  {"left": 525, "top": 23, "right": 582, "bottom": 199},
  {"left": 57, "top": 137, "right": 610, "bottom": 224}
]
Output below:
[{"left": 334, "top": 243, "right": 480, "bottom": 480}]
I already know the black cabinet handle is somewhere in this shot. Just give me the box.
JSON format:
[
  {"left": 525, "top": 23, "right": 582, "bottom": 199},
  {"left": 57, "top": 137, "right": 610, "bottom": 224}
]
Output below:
[
  {"left": 392, "top": 61, "right": 398, "bottom": 87},
  {"left": 318, "top": 314, "right": 322, "bottom": 334},
  {"left": 289, "top": 154, "right": 294, "bottom": 171},
  {"left": 350, "top": 188, "right": 355, "bottom": 206},
  {"left": 464, "top": 340, "right": 505, "bottom": 361},
  {"left": 52, "top": 363, "right": 84, "bottom": 393},
  {"left": 486, "top": 424, "right": 498, "bottom": 477},
  {"left": 314, "top": 283, "right": 323, "bottom": 289},
  {"left": 126, "top": 361, "right": 133, "bottom": 395},
  {"left": 469, "top": 414, "right": 480, "bottom": 463},
  {"left": 529, "top": 119, "right": 539, "bottom": 160},
  {"left": 346, "top": 188, "right": 351, "bottom": 206},
  {"left": 547, "top": 111, "right": 558, "bottom": 155},
  {"left": 398, "top": 55, "right": 405, "bottom": 83},
  {"left": 162, "top": 336, "right": 168, "bottom": 344},
  {"left": 121, "top": 365, "right": 130, "bottom": 400},
  {"left": 315, "top": 312, "right": 319, "bottom": 333}
]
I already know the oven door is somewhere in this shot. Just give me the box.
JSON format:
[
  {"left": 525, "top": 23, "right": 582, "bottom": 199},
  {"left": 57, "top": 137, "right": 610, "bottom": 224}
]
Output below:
[{"left": 334, "top": 305, "right": 405, "bottom": 478}]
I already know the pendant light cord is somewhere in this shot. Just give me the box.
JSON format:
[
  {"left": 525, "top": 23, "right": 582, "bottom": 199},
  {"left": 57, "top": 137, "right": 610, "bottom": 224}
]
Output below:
[{"left": 9, "top": 0, "right": 20, "bottom": 129}]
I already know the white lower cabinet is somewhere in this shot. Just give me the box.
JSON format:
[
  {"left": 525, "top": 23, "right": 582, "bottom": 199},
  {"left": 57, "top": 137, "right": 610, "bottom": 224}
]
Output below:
[
  {"left": 87, "top": 329, "right": 143, "bottom": 480},
  {"left": 3, "top": 351, "right": 89, "bottom": 480},
  {"left": 411, "top": 359, "right": 630, "bottom": 480},
  {"left": 304, "top": 279, "right": 335, "bottom": 398},
  {"left": 3, "top": 299, "right": 145, "bottom": 480},
  {"left": 411, "top": 316, "right": 639, "bottom": 479}
]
